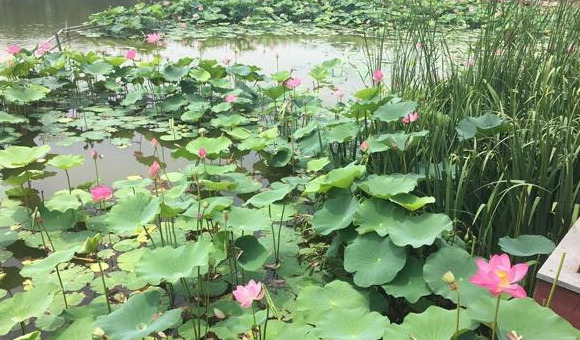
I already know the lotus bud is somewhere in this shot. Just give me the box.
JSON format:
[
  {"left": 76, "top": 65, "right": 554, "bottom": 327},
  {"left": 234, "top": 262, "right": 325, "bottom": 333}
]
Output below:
[
  {"left": 93, "top": 327, "right": 106, "bottom": 339},
  {"left": 81, "top": 233, "right": 102, "bottom": 254},
  {"left": 442, "top": 271, "right": 455, "bottom": 285},
  {"left": 151, "top": 138, "right": 159, "bottom": 148},
  {"left": 223, "top": 210, "right": 230, "bottom": 223},
  {"left": 198, "top": 148, "right": 207, "bottom": 159},
  {"left": 0, "top": 270, "right": 6, "bottom": 284},
  {"left": 91, "top": 149, "right": 99, "bottom": 160},
  {"left": 198, "top": 127, "right": 207, "bottom": 136},
  {"left": 214, "top": 307, "right": 226, "bottom": 319},
  {"left": 506, "top": 331, "right": 523, "bottom": 340},
  {"left": 149, "top": 161, "right": 161, "bottom": 178},
  {"left": 360, "top": 140, "right": 369, "bottom": 152},
  {"left": 202, "top": 201, "right": 209, "bottom": 209}
]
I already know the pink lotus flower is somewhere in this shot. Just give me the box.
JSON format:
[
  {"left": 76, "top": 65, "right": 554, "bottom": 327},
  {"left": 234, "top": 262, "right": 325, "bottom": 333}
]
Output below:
[
  {"left": 6, "top": 45, "right": 21, "bottom": 55},
  {"left": 402, "top": 112, "right": 419, "bottom": 124},
  {"left": 468, "top": 6, "right": 475, "bottom": 14},
  {"left": 285, "top": 77, "right": 301, "bottom": 89},
  {"left": 466, "top": 58, "right": 476, "bottom": 67},
  {"left": 360, "top": 140, "right": 369, "bottom": 152},
  {"left": 90, "top": 185, "right": 113, "bottom": 202},
  {"left": 198, "top": 4, "right": 204, "bottom": 10},
  {"left": 146, "top": 33, "right": 162, "bottom": 44},
  {"left": 225, "top": 94, "right": 238, "bottom": 103},
  {"left": 416, "top": 42, "right": 423, "bottom": 50},
  {"left": 198, "top": 148, "right": 207, "bottom": 159},
  {"left": 232, "top": 280, "right": 265, "bottom": 308},
  {"left": 151, "top": 138, "right": 159, "bottom": 148},
  {"left": 150, "top": 161, "right": 161, "bottom": 178},
  {"left": 372, "top": 69, "right": 384, "bottom": 83},
  {"left": 222, "top": 56, "right": 232, "bottom": 65},
  {"left": 125, "top": 49, "right": 137, "bottom": 60},
  {"left": 469, "top": 253, "right": 529, "bottom": 298},
  {"left": 35, "top": 42, "right": 52, "bottom": 56},
  {"left": 91, "top": 149, "right": 99, "bottom": 160}
]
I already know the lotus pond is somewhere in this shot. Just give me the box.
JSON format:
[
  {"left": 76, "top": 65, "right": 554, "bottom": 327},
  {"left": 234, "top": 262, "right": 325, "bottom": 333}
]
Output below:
[{"left": 1, "top": 1, "right": 580, "bottom": 340}]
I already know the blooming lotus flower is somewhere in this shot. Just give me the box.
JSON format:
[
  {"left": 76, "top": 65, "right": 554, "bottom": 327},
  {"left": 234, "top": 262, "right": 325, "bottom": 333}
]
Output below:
[
  {"left": 35, "top": 42, "right": 52, "bottom": 56},
  {"left": 125, "top": 49, "right": 137, "bottom": 60},
  {"left": 6, "top": 45, "right": 21, "bottom": 55},
  {"left": 146, "top": 33, "right": 162, "bottom": 44},
  {"left": 151, "top": 138, "right": 159, "bottom": 148},
  {"left": 469, "top": 253, "right": 529, "bottom": 298},
  {"left": 150, "top": 161, "right": 161, "bottom": 178},
  {"left": 198, "top": 148, "right": 207, "bottom": 159},
  {"left": 372, "top": 69, "right": 384, "bottom": 83},
  {"left": 416, "top": 42, "right": 423, "bottom": 50},
  {"left": 285, "top": 77, "right": 301, "bottom": 89},
  {"left": 222, "top": 56, "right": 232, "bottom": 65},
  {"left": 90, "top": 185, "right": 113, "bottom": 202},
  {"left": 402, "top": 112, "right": 419, "bottom": 124},
  {"left": 360, "top": 140, "right": 369, "bottom": 152},
  {"left": 225, "top": 94, "right": 238, "bottom": 103},
  {"left": 232, "top": 280, "right": 265, "bottom": 308}
]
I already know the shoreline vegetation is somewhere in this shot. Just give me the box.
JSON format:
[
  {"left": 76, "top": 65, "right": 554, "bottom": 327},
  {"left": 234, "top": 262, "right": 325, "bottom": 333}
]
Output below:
[{"left": 0, "top": 0, "right": 579, "bottom": 339}]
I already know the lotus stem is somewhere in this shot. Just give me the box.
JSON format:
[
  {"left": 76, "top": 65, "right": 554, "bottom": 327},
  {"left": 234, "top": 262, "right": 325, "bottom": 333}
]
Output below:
[
  {"left": 64, "top": 169, "right": 72, "bottom": 193},
  {"left": 546, "top": 252, "right": 566, "bottom": 308},
  {"left": 275, "top": 203, "right": 286, "bottom": 264},
  {"left": 454, "top": 290, "right": 460, "bottom": 340},
  {"left": 54, "top": 265, "right": 69, "bottom": 309},
  {"left": 491, "top": 295, "right": 501, "bottom": 340},
  {"left": 97, "top": 256, "right": 112, "bottom": 313},
  {"left": 180, "top": 278, "right": 198, "bottom": 340},
  {"left": 93, "top": 158, "right": 100, "bottom": 185}
]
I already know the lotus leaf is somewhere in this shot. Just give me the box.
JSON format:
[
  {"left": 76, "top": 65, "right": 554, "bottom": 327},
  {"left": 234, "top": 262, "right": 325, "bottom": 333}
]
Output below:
[
  {"left": 0, "top": 283, "right": 60, "bottom": 336},
  {"left": 384, "top": 305, "right": 478, "bottom": 340},
  {"left": 20, "top": 247, "right": 79, "bottom": 278},
  {"left": 106, "top": 193, "right": 161, "bottom": 235},
  {"left": 498, "top": 235, "right": 556, "bottom": 257},
  {"left": 381, "top": 256, "right": 431, "bottom": 303},
  {"left": 185, "top": 136, "right": 232, "bottom": 158},
  {"left": 344, "top": 233, "right": 406, "bottom": 287},
  {"left": 373, "top": 100, "right": 417, "bottom": 123},
  {"left": 96, "top": 290, "right": 182, "bottom": 340},
  {"left": 4, "top": 84, "right": 50, "bottom": 103},
  {"left": 47, "top": 154, "right": 84, "bottom": 170},
  {"left": 312, "top": 189, "right": 358, "bottom": 235},
  {"left": 245, "top": 184, "right": 292, "bottom": 207},
  {"left": 135, "top": 236, "right": 212, "bottom": 284},
  {"left": 423, "top": 247, "right": 488, "bottom": 306},
  {"left": 357, "top": 173, "right": 423, "bottom": 199},
  {"left": 234, "top": 235, "right": 268, "bottom": 271},
  {"left": 0, "top": 145, "right": 50, "bottom": 168},
  {"left": 315, "top": 308, "right": 390, "bottom": 340}
]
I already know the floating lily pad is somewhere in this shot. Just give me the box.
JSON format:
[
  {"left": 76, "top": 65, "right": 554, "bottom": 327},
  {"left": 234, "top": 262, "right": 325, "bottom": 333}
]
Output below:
[{"left": 0, "top": 145, "right": 50, "bottom": 168}]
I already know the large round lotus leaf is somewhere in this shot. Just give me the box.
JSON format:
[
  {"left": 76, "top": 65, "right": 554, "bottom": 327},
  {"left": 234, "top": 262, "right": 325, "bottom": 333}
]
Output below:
[
  {"left": 184, "top": 163, "right": 236, "bottom": 177},
  {"left": 384, "top": 305, "right": 478, "bottom": 340},
  {"left": 112, "top": 177, "right": 152, "bottom": 190},
  {"left": 245, "top": 184, "right": 292, "bottom": 207},
  {"left": 375, "top": 130, "right": 429, "bottom": 152},
  {"left": 83, "top": 61, "right": 113, "bottom": 76},
  {"left": 47, "top": 154, "right": 84, "bottom": 170},
  {"left": 294, "top": 280, "right": 369, "bottom": 325},
  {"left": 312, "top": 189, "right": 359, "bottom": 235},
  {"left": 497, "top": 298, "right": 580, "bottom": 340},
  {"left": 46, "top": 316, "right": 94, "bottom": 340},
  {"left": 46, "top": 264, "right": 94, "bottom": 291},
  {"left": 0, "top": 283, "right": 60, "bottom": 336},
  {"left": 185, "top": 136, "right": 232, "bottom": 158},
  {"left": 353, "top": 198, "right": 393, "bottom": 234},
  {"left": 344, "top": 233, "right": 406, "bottom": 287},
  {"left": 264, "top": 320, "right": 317, "bottom": 340},
  {"left": 184, "top": 196, "right": 233, "bottom": 219},
  {"left": 212, "top": 310, "right": 267, "bottom": 340},
  {"left": 0, "top": 145, "right": 50, "bottom": 168},
  {"left": 0, "top": 111, "right": 27, "bottom": 124},
  {"left": 223, "top": 206, "right": 272, "bottom": 233},
  {"left": 96, "top": 290, "right": 182, "bottom": 340},
  {"left": 356, "top": 173, "right": 423, "bottom": 199},
  {"left": 373, "top": 100, "right": 417, "bottom": 123},
  {"left": 307, "top": 157, "right": 331, "bottom": 172},
  {"left": 106, "top": 193, "right": 161, "bottom": 235},
  {"left": 222, "top": 173, "right": 262, "bottom": 194},
  {"left": 498, "top": 235, "right": 556, "bottom": 257},
  {"left": 234, "top": 235, "right": 268, "bottom": 271},
  {"left": 324, "top": 121, "right": 359, "bottom": 144},
  {"left": 45, "top": 189, "right": 92, "bottom": 212},
  {"left": 304, "top": 164, "right": 366, "bottom": 194},
  {"left": 316, "top": 308, "right": 389, "bottom": 340},
  {"left": 382, "top": 256, "right": 431, "bottom": 303},
  {"left": 4, "top": 84, "right": 50, "bottom": 103},
  {"left": 20, "top": 247, "right": 79, "bottom": 278},
  {"left": 423, "top": 247, "right": 488, "bottom": 306},
  {"left": 0, "top": 229, "right": 19, "bottom": 247},
  {"left": 456, "top": 113, "right": 507, "bottom": 141},
  {"left": 135, "top": 236, "right": 211, "bottom": 285},
  {"left": 210, "top": 114, "right": 249, "bottom": 128},
  {"left": 190, "top": 68, "right": 211, "bottom": 82}
]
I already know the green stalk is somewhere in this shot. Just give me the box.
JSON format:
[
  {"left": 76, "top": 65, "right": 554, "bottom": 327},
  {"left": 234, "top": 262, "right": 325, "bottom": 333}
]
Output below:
[
  {"left": 491, "top": 295, "right": 501, "bottom": 340},
  {"left": 96, "top": 257, "right": 112, "bottom": 313},
  {"left": 546, "top": 252, "right": 566, "bottom": 308},
  {"left": 64, "top": 169, "right": 72, "bottom": 193},
  {"left": 54, "top": 265, "right": 69, "bottom": 309},
  {"left": 180, "top": 278, "right": 199, "bottom": 340}
]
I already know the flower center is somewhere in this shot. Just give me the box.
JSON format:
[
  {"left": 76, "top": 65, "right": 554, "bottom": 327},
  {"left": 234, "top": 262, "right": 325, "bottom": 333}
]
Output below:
[{"left": 496, "top": 270, "right": 510, "bottom": 287}]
